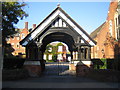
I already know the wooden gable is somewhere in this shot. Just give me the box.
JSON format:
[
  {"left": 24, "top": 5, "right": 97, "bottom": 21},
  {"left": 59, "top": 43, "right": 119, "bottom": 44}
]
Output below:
[{"left": 20, "top": 7, "right": 96, "bottom": 46}]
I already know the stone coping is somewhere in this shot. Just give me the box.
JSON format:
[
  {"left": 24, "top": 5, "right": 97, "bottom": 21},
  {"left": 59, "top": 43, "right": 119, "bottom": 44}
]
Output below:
[{"left": 24, "top": 61, "right": 41, "bottom": 65}]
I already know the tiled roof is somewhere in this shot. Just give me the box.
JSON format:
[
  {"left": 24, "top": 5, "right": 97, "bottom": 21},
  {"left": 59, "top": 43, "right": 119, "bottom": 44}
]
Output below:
[{"left": 90, "top": 22, "right": 105, "bottom": 39}]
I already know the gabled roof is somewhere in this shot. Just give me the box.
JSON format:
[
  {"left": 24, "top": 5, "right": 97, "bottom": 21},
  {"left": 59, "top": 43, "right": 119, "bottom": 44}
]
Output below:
[
  {"left": 90, "top": 22, "right": 106, "bottom": 39},
  {"left": 20, "top": 6, "right": 96, "bottom": 46}
]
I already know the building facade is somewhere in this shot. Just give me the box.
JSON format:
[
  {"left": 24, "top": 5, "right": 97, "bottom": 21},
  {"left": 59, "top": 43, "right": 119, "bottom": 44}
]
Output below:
[
  {"left": 90, "top": 0, "right": 119, "bottom": 59},
  {"left": 43, "top": 42, "right": 68, "bottom": 62},
  {"left": 7, "top": 22, "right": 29, "bottom": 56}
]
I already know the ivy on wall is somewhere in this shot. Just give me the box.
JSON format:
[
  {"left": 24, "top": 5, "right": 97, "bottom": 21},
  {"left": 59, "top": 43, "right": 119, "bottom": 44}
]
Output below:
[{"left": 44, "top": 42, "right": 64, "bottom": 62}]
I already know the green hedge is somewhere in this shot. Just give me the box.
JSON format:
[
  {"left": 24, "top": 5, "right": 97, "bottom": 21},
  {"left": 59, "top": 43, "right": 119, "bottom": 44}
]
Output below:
[
  {"left": 91, "top": 58, "right": 114, "bottom": 69},
  {"left": 100, "top": 58, "right": 107, "bottom": 69}
]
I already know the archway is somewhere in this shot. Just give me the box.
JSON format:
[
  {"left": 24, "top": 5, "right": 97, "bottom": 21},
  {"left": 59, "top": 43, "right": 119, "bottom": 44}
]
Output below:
[
  {"left": 43, "top": 41, "right": 72, "bottom": 76},
  {"left": 40, "top": 32, "right": 76, "bottom": 76},
  {"left": 20, "top": 6, "right": 96, "bottom": 77},
  {"left": 40, "top": 32, "right": 76, "bottom": 60},
  {"left": 44, "top": 41, "right": 71, "bottom": 62}
]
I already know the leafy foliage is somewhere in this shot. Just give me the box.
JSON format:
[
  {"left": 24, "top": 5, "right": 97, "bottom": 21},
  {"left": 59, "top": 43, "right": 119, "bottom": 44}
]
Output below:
[
  {"left": 2, "top": 2, "right": 28, "bottom": 45},
  {"left": 100, "top": 58, "right": 107, "bottom": 69},
  {"left": 44, "top": 42, "right": 64, "bottom": 62},
  {"left": 56, "top": 42, "right": 63, "bottom": 46},
  {"left": 52, "top": 45, "right": 58, "bottom": 55},
  {"left": 52, "top": 54, "right": 57, "bottom": 62},
  {"left": 104, "top": 33, "right": 120, "bottom": 71},
  {"left": 45, "top": 44, "right": 53, "bottom": 54},
  {"left": 2, "top": 1, "right": 28, "bottom": 57}
]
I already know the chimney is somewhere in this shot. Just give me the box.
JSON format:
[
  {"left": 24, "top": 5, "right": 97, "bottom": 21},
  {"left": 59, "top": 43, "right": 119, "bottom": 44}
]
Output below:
[
  {"left": 33, "top": 24, "right": 36, "bottom": 29},
  {"left": 25, "top": 22, "right": 28, "bottom": 29}
]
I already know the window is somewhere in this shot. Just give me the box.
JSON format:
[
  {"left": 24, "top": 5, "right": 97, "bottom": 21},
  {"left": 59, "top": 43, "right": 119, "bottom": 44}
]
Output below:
[
  {"left": 84, "top": 48, "right": 88, "bottom": 59},
  {"left": 16, "top": 43, "right": 19, "bottom": 48},
  {"left": 115, "top": 18, "right": 118, "bottom": 39},
  {"left": 21, "top": 33, "right": 25, "bottom": 39},
  {"left": 11, "top": 43, "right": 14, "bottom": 47},
  {"left": 48, "top": 55, "right": 52, "bottom": 60},
  {"left": 57, "top": 54, "right": 62, "bottom": 60},
  {"left": 114, "top": 12, "right": 119, "bottom": 40},
  {"left": 116, "top": 18, "right": 118, "bottom": 27},
  {"left": 17, "top": 37, "right": 19, "bottom": 40},
  {"left": 118, "top": 15, "right": 120, "bottom": 39},
  {"left": 81, "top": 46, "right": 89, "bottom": 60},
  {"left": 119, "top": 15, "right": 120, "bottom": 25},
  {"left": 109, "top": 20, "right": 112, "bottom": 36},
  {"left": 58, "top": 46, "right": 62, "bottom": 52},
  {"left": 118, "top": 27, "right": 120, "bottom": 39},
  {"left": 81, "top": 47, "right": 84, "bottom": 59},
  {"left": 115, "top": 14, "right": 120, "bottom": 40}
]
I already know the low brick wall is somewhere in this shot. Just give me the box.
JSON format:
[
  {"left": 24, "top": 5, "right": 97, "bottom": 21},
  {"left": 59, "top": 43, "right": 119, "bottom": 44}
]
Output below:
[
  {"left": 24, "top": 60, "right": 42, "bottom": 77},
  {"left": 69, "top": 61, "right": 93, "bottom": 76},
  {"left": 76, "top": 64, "right": 93, "bottom": 76},
  {"left": 24, "top": 65, "right": 42, "bottom": 77},
  {"left": 76, "top": 65, "right": 89, "bottom": 76}
]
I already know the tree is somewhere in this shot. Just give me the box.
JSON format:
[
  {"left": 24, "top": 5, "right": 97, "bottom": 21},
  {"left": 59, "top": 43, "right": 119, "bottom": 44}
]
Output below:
[
  {"left": 45, "top": 44, "right": 53, "bottom": 54},
  {"left": 57, "top": 42, "right": 63, "bottom": 46},
  {"left": 2, "top": 2, "right": 28, "bottom": 45},
  {"left": 2, "top": 1, "right": 28, "bottom": 57},
  {"left": 104, "top": 33, "right": 120, "bottom": 70}
]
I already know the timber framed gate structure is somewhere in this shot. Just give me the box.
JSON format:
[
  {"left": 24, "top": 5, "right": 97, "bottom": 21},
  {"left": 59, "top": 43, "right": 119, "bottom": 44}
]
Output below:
[{"left": 20, "top": 6, "right": 96, "bottom": 77}]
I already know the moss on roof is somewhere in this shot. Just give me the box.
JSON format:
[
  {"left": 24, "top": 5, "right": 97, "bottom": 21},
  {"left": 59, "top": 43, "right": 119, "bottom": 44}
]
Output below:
[{"left": 90, "top": 22, "right": 106, "bottom": 39}]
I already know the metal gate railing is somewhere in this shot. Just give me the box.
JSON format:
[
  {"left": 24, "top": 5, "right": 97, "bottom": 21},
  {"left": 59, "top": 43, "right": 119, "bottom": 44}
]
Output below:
[{"left": 44, "top": 62, "right": 69, "bottom": 76}]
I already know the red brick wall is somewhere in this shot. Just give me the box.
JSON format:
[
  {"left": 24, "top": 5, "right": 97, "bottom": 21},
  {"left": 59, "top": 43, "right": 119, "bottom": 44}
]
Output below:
[
  {"left": 7, "top": 22, "right": 29, "bottom": 56},
  {"left": 91, "top": 0, "right": 118, "bottom": 59}
]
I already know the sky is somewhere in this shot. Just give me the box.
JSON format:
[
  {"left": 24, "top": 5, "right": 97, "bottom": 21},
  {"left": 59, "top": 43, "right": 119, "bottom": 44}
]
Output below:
[{"left": 16, "top": 2, "right": 110, "bottom": 34}]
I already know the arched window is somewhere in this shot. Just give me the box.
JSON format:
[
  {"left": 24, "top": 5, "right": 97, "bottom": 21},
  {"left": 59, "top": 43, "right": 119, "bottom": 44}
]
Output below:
[
  {"left": 109, "top": 20, "right": 112, "bottom": 36},
  {"left": 118, "top": 15, "right": 120, "bottom": 39}
]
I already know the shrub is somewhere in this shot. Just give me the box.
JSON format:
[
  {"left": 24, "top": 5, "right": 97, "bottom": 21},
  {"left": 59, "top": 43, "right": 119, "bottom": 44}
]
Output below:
[
  {"left": 3, "top": 58, "right": 26, "bottom": 69},
  {"left": 91, "top": 58, "right": 114, "bottom": 69},
  {"left": 100, "top": 58, "right": 107, "bottom": 69}
]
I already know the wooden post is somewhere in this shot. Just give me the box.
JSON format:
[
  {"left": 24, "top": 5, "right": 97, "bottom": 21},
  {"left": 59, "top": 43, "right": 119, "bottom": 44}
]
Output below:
[
  {"left": 78, "top": 46, "right": 81, "bottom": 61},
  {"left": 88, "top": 47, "right": 91, "bottom": 60}
]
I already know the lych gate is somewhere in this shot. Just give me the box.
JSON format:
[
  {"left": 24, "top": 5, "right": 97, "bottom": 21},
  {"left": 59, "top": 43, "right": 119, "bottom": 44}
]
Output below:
[{"left": 20, "top": 6, "right": 96, "bottom": 77}]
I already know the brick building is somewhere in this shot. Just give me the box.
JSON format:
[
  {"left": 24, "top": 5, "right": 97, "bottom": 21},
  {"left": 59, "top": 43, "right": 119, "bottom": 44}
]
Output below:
[
  {"left": 7, "top": 22, "right": 30, "bottom": 56},
  {"left": 90, "top": 0, "right": 119, "bottom": 59},
  {"left": 44, "top": 42, "right": 69, "bottom": 62}
]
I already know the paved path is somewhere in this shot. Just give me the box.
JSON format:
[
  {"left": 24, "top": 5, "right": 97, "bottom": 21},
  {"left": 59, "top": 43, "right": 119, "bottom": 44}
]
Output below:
[
  {"left": 44, "top": 62, "right": 75, "bottom": 76},
  {"left": 2, "top": 62, "right": 120, "bottom": 89}
]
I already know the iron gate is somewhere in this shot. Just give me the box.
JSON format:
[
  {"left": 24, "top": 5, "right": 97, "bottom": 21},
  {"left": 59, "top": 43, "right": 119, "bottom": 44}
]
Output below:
[{"left": 44, "top": 62, "right": 69, "bottom": 76}]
